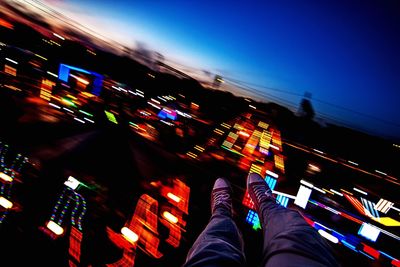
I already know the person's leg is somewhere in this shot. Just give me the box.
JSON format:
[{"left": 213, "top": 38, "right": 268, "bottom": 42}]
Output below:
[
  {"left": 183, "top": 178, "right": 246, "bottom": 267},
  {"left": 247, "top": 173, "right": 339, "bottom": 267}
]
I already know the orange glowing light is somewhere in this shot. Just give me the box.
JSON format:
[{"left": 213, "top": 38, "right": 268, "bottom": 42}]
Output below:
[
  {"left": 161, "top": 212, "right": 182, "bottom": 248},
  {"left": 161, "top": 179, "right": 190, "bottom": 214},
  {"left": 127, "top": 194, "right": 162, "bottom": 258},
  {"left": 81, "top": 92, "right": 95, "bottom": 98},
  {"left": 0, "top": 19, "right": 13, "bottom": 29},
  {"left": 70, "top": 74, "right": 89, "bottom": 85},
  {"left": 4, "top": 65, "right": 17, "bottom": 76}
]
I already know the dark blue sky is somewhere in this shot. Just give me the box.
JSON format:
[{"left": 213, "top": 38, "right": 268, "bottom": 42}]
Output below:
[{"left": 46, "top": 0, "right": 400, "bottom": 140}]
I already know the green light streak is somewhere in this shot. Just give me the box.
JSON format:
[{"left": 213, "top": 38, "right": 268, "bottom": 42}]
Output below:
[
  {"left": 79, "top": 110, "right": 93, "bottom": 117},
  {"left": 62, "top": 98, "right": 76, "bottom": 107}
]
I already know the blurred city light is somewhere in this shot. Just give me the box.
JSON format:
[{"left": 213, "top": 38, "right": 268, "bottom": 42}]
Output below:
[
  {"left": 5, "top": 57, "right": 18, "bottom": 64},
  {"left": 167, "top": 192, "right": 181, "bottom": 203},
  {"left": 162, "top": 211, "right": 178, "bottom": 224},
  {"left": 358, "top": 223, "right": 380, "bottom": 242},
  {"left": 64, "top": 176, "right": 81, "bottom": 190},
  {"left": 0, "top": 172, "right": 13, "bottom": 182},
  {"left": 318, "top": 229, "right": 339, "bottom": 244},
  {"left": 105, "top": 111, "right": 118, "bottom": 124},
  {"left": 46, "top": 221, "right": 64, "bottom": 236},
  {"left": 121, "top": 227, "right": 139, "bottom": 243},
  {"left": 0, "top": 196, "right": 13, "bottom": 209},
  {"left": 294, "top": 185, "right": 312, "bottom": 209}
]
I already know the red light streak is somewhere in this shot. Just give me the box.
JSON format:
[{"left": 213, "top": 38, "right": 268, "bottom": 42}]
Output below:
[
  {"left": 344, "top": 194, "right": 368, "bottom": 216},
  {"left": 392, "top": 259, "right": 400, "bottom": 267},
  {"left": 160, "top": 209, "right": 183, "bottom": 248},
  {"left": 129, "top": 194, "right": 163, "bottom": 258},
  {"left": 69, "top": 226, "right": 83, "bottom": 267},
  {"left": 362, "top": 243, "right": 380, "bottom": 259},
  {"left": 0, "top": 19, "right": 13, "bottom": 29}
]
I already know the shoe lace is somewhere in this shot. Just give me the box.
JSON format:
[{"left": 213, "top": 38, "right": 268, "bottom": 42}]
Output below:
[
  {"left": 252, "top": 183, "right": 272, "bottom": 201},
  {"left": 214, "top": 192, "right": 230, "bottom": 205}
]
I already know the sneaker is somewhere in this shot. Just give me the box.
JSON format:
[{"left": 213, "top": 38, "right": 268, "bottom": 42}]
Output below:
[
  {"left": 247, "top": 172, "right": 274, "bottom": 214},
  {"left": 211, "top": 178, "right": 233, "bottom": 216}
]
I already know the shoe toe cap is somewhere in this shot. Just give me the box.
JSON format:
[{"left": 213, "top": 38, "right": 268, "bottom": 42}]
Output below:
[{"left": 247, "top": 172, "right": 264, "bottom": 184}]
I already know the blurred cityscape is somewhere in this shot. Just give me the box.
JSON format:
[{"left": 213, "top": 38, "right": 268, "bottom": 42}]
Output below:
[{"left": 0, "top": 2, "right": 399, "bottom": 267}]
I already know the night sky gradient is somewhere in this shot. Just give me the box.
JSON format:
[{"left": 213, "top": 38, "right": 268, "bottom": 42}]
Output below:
[{"left": 43, "top": 0, "right": 400, "bottom": 140}]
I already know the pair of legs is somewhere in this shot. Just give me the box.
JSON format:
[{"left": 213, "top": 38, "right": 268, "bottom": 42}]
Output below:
[{"left": 183, "top": 173, "right": 338, "bottom": 267}]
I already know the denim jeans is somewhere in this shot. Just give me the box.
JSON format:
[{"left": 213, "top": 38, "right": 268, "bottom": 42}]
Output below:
[
  {"left": 183, "top": 200, "right": 338, "bottom": 267},
  {"left": 183, "top": 207, "right": 246, "bottom": 267}
]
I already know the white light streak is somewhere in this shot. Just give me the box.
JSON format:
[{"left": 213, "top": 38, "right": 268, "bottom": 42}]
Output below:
[
  {"left": 70, "top": 74, "right": 89, "bottom": 85},
  {"left": 300, "top": 180, "right": 313, "bottom": 188},
  {"left": 5, "top": 58, "right": 18, "bottom": 64},
  {"left": 150, "top": 98, "right": 160, "bottom": 104},
  {"left": 272, "top": 190, "right": 296, "bottom": 199},
  {"left": 269, "top": 144, "right": 280, "bottom": 150},
  {"left": 348, "top": 160, "right": 359, "bottom": 166},
  {"left": 147, "top": 101, "right": 161, "bottom": 109},
  {"left": 330, "top": 189, "right": 343, "bottom": 196},
  {"left": 313, "top": 186, "right": 326, "bottom": 194},
  {"left": 49, "top": 103, "right": 61, "bottom": 109},
  {"left": 53, "top": 32, "right": 65, "bottom": 40},
  {"left": 160, "top": 120, "right": 173, "bottom": 126},
  {"left": 84, "top": 117, "right": 95, "bottom": 123},
  {"left": 375, "top": 170, "right": 387, "bottom": 176},
  {"left": 74, "top": 117, "right": 85, "bottom": 124},
  {"left": 313, "top": 149, "right": 324, "bottom": 154},
  {"left": 353, "top": 187, "right": 368, "bottom": 195},
  {"left": 63, "top": 107, "right": 74, "bottom": 113},
  {"left": 318, "top": 229, "right": 339, "bottom": 243},
  {"left": 266, "top": 170, "right": 278, "bottom": 178}
]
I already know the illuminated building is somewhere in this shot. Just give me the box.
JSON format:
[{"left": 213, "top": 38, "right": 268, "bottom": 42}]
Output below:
[
  {"left": 41, "top": 176, "right": 87, "bottom": 266},
  {"left": 107, "top": 179, "right": 190, "bottom": 266},
  {"left": 186, "top": 114, "right": 289, "bottom": 231},
  {"left": 40, "top": 79, "right": 55, "bottom": 101},
  {"left": 158, "top": 108, "right": 177, "bottom": 120},
  {"left": 58, "top": 64, "right": 104, "bottom": 96},
  {"left": 0, "top": 143, "right": 28, "bottom": 224},
  {"left": 4, "top": 64, "right": 16, "bottom": 76}
]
